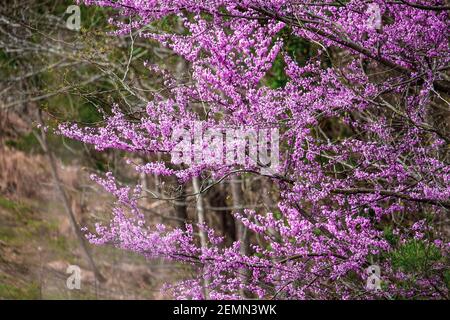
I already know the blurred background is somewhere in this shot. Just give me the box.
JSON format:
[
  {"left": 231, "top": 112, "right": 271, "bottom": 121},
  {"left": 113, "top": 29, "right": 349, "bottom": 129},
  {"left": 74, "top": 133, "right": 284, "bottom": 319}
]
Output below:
[{"left": 0, "top": 0, "right": 189, "bottom": 299}]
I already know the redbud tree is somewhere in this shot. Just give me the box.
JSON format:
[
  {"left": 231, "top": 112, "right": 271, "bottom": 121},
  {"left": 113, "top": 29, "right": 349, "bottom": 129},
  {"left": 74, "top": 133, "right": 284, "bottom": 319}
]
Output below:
[{"left": 59, "top": 1, "right": 449, "bottom": 299}]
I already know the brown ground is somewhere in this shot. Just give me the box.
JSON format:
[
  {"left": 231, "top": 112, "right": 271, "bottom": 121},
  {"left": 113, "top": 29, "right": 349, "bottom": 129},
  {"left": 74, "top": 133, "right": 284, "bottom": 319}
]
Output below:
[{"left": 0, "top": 146, "right": 187, "bottom": 300}]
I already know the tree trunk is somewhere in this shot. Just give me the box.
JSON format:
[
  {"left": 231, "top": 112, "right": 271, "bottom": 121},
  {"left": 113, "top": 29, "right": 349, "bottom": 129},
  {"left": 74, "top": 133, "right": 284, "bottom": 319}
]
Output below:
[
  {"left": 230, "top": 174, "right": 250, "bottom": 297},
  {"left": 36, "top": 111, "right": 106, "bottom": 283},
  {"left": 192, "top": 176, "right": 209, "bottom": 298},
  {"left": 173, "top": 182, "right": 188, "bottom": 228}
]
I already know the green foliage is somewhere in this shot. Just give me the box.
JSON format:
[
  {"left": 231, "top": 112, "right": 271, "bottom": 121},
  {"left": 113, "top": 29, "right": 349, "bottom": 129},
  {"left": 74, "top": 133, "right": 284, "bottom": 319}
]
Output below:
[
  {"left": 78, "top": 103, "right": 103, "bottom": 124},
  {"left": 5, "top": 132, "right": 40, "bottom": 153},
  {"left": 444, "top": 270, "right": 450, "bottom": 290},
  {"left": 0, "top": 196, "right": 60, "bottom": 247},
  {"left": 0, "top": 226, "right": 16, "bottom": 243},
  {"left": 313, "top": 228, "right": 322, "bottom": 236},
  {"left": 0, "top": 281, "right": 40, "bottom": 300},
  {"left": 383, "top": 226, "right": 399, "bottom": 246},
  {"left": 266, "top": 55, "right": 289, "bottom": 89},
  {"left": 48, "top": 234, "right": 72, "bottom": 259},
  {"left": 0, "top": 196, "right": 19, "bottom": 211},
  {"left": 265, "top": 29, "right": 311, "bottom": 89},
  {"left": 154, "top": 15, "right": 181, "bottom": 33},
  {"left": 273, "top": 209, "right": 283, "bottom": 220},
  {"left": 0, "top": 196, "right": 32, "bottom": 218},
  {"left": 391, "top": 240, "right": 442, "bottom": 273},
  {"left": 0, "top": 50, "right": 18, "bottom": 76}
]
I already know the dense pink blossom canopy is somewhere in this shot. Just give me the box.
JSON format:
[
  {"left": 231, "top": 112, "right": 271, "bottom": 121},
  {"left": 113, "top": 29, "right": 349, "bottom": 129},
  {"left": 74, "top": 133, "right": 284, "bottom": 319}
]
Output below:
[{"left": 60, "top": 1, "right": 449, "bottom": 299}]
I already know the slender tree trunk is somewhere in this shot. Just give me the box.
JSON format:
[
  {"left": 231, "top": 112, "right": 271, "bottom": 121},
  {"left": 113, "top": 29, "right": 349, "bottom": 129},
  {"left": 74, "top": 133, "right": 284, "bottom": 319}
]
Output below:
[
  {"left": 36, "top": 111, "right": 106, "bottom": 283},
  {"left": 174, "top": 183, "right": 188, "bottom": 228},
  {"left": 172, "top": 20, "right": 189, "bottom": 229},
  {"left": 192, "top": 176, "right": 209, "bottom": 298},
  {"left": 230, "top": 174, "right": 250, "bottom": 297},
  {"left": 208, "top": 184, "right": 236, "bottom": 246}
]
